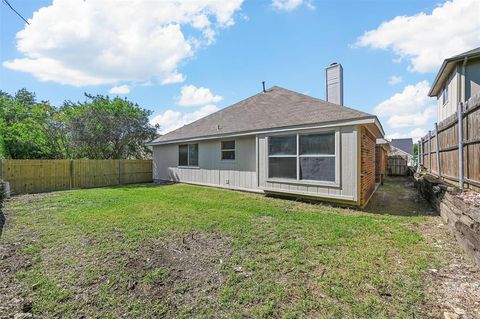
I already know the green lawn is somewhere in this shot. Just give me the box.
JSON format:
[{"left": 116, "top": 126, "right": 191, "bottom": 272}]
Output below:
[{"left": 1, "top": 183, "right": 441, "bottom": 318}]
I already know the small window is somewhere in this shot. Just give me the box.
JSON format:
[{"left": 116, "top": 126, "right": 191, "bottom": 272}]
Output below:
[
  {"left": 221, "top": 140, "right": 235, "bottom": 160},
  {"left": 178, "top": 144, "right": 198, "bottom": 166},
  {"left": 442, "top": 85, "right": 449, "bottom": 105}
]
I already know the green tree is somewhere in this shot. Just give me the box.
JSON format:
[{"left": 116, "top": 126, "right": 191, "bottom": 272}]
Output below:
[
  {"left": 61, "top": 94, "right": 158, "bottom": 159},
  {"left": 0, "top": 90, "right": 158, "bottom": 159},
  {"left": 0, "top": 89, "right": 61, "bottom": 159}
]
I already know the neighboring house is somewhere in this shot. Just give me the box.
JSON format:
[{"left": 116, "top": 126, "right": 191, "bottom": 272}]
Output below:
[
  {"left": 390, "top": 138, "right": 414, "bottom": 166},
  {"left": 428, "top": 47, "right": 480, "bottom": 122},
  {"left": 390, "top": 138, "right": 413, "bottom": 156},
  {"left": 147, "top": 65, "right": 385, "bottom": 207}
]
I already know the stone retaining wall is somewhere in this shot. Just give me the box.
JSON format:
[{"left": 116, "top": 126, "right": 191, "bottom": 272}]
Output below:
[{"left": 415, "top": 174, "right": 480, "bottom": 265}]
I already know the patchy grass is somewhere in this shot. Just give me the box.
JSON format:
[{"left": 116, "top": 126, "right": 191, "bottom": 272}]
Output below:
[{"left": 1, "top": 183, "right": 441, "bottom": 318}]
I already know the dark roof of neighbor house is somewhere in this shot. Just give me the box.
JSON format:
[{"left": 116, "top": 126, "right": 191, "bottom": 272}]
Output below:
[
  {"left": 390, "top": 138, "right": 413, "bottom": 156},
  {"left": 429, "top": 47, "right": 480, "bottom": 97},
  {"left": 149, "top": 86, "right": 382, "bottom": 144}
]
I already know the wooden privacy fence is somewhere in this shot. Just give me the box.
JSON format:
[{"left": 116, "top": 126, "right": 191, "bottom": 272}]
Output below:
[
  {"left": 387, "top": 155, "right": 408, "bottom": 176},
  {"left": 0, "top": 159, "right": 153, "bottom": 194},
  {"left": 419, "top": 93, "right": 480, "bottom": 191}
]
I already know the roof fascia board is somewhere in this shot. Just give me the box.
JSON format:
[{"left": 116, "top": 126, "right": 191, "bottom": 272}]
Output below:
[
  {"left": 146, "top": 117, "right": 378, "bottom": 146},
  {"left": 373, "top": 117, "right": 385, "bottom": 136}
]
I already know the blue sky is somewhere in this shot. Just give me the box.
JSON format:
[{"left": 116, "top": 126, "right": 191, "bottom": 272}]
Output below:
[{"left": 1, "top": 0, "right": 479, "bottom": 140}]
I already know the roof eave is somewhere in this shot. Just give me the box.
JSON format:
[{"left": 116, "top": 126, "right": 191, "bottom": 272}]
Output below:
[
  {"left": 428, "top": 60, "right": 450, "bottom": 97},
  {"left": 429, "top": 51, "right": 480, "bottom": 97},
  {"left": 147, "top": 116, "right": 379, "bottom": 146}
]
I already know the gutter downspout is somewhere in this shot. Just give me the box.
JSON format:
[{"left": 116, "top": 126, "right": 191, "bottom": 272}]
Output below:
[
  {"left": 458, "top": 102, "right": 464, "bottom": 190},
  {"left": 461, "top": 56, "right": 468, "bottom": 103}
]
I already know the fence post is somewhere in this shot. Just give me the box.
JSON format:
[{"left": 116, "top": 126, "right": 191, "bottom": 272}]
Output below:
[
  {"left": 421, "top": 139, "right": 424, "bottom": 166},
  {"left": 428, "top": 131, "right": 432, "bottom": 173},
  {"left": 434, "top": 123, "right": 441, "bottom": 177},
  {"left": 69, "top": 160, "right": 74, "bottom": 189},
  {"left": 118, "top": 160, "right": 122, "bottom": 185},
  {"left": 418, "top": 139, "right": 422, "bottom": 166},
  {"left": 458, "top": 102, "right": 464, "bottom": 190},
  {"left": 0, "top": 159, "right": 3, "bottom": 180}
]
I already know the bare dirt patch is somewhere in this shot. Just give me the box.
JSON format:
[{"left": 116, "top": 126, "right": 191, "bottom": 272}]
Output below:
[
  {"left": 365, "top": 176, "right": 437, "bottom": 216},
  {"left": 1, "top": 231, "right": 234, "bottom": 318},
  {"left": 126, "top": 232, "right": 233, "bottom": 309},
  {"left": 417, "top": 218, "right": 480, "bottom": 318},
  {"left": 0, "top": 242, "right": 34, "bottom": 317},
  {"left": 8, "top": 193, "right": 58, "bottom": 205}
]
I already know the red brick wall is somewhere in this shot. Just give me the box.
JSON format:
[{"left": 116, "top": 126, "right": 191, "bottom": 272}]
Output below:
[
  {"left": 375, "top": 145, "right": 387, "bottom": 183},
  {"left": 360, "top": 126, "right": 376, "bottom": 206}
]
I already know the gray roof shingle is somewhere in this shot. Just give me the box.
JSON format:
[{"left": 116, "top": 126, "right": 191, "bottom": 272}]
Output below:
[{"left": 150, "top": 86, "right": 377, "bottom": 144}]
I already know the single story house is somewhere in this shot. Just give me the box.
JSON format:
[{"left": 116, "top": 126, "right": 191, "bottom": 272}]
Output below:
[{"left": 147, "top": 82, "right": 385, "bottom": 207}]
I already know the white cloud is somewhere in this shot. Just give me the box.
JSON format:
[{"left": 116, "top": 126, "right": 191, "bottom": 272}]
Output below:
[
  {"left": 356, "top": 0, "right": 480, "bottom": 73},
  {"left": 108, "top": 85, "right": 130, "bottom": 94},
  {"left": 375, "top": 81, "right": 436, "bottom": 142},
  {"left": 386, "top": 128, "right": 427, "bottom": 143},
  {"left": 3, "top": 0, "right": 243, "bottom": 86},
  {"left": 387, "top": 107, "right": 436, "bottom": 128},
  {"left": 388, "top": 75, "right": 402, "bottom": 85},
  {"left": 177, "top": 85, "right": 222, "bottom": 106},
  {"left": 272, "top": 0, "right": 315, "bottom": 11},
  {"left": 375, "top": 81, "right": 434, "bottom": 116},
  {"left": 151, "top": 104, "right": 218, "bottom": 134}
]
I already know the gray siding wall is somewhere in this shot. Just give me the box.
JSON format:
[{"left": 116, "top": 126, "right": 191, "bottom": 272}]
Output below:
[
  {"left": 437, "top": 58, "right": 480, "bottom": 123},
  {"left": 437, "top": 68, "right": 458, "bottom": 123},
  {"left": 466, "top": 58, "right": 480, "bottom": 100},
  {"left": 257, "top": 126, "right": 358, "bottom": 202},
  {"left": 152, "top": 125, "right": 360, "bottom": 202},
  {"left": 152, "top": 136, "right": 258, "bottom": 191}
]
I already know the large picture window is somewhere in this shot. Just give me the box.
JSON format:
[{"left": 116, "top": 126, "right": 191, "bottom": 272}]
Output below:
[
  {"left": 268, "top": 132, "right": 336, "bottom": 183},
  {"left": 179, "top": 144, "right": 198, "bottom": 166},
  {"left": 221, "top": 140, "right": 236, "bottom": 160}
]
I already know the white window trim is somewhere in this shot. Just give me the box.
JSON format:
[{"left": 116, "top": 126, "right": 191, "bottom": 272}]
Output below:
[
  {"left": 266, "top": 129, "right": 341, "bottom": 187},
  {"left": 178, "top": 143, "right": 199, "bottom": 167},
  {"left": 220, "top": 140, "right": 236, "bottom": 161}
]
